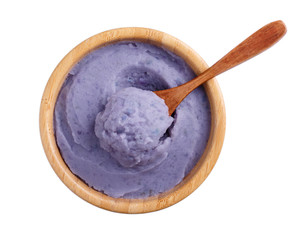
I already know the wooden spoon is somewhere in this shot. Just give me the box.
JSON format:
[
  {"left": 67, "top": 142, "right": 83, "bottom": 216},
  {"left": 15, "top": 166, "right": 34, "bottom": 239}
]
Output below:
[{"left": 155, "top": 20, "right": 287, "bottom": 115}]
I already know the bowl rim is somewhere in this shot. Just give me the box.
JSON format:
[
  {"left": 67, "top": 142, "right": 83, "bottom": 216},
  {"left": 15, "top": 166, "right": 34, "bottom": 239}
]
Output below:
[{"left": 39, "top": 27, "right": 226, "bottom": 213}]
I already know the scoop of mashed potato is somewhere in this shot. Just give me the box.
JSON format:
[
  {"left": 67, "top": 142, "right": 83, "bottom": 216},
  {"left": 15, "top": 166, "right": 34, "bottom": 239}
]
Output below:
[{"left": 94, "top": 87, "right": 174, "bottom": 168}]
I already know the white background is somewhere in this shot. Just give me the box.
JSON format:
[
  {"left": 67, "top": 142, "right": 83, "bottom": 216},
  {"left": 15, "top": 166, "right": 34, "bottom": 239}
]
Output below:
[{"left": 1, "top": 0, "right": 299, "bottom": 239}]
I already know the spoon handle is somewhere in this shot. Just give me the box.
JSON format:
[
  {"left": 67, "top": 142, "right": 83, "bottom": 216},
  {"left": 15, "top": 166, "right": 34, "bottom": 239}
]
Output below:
[
  {"left": 155, "top": 20, "right": 286, "bottom": 115},
  {"left": 184, "top": 20, "right": 287, "bottom": 91}
]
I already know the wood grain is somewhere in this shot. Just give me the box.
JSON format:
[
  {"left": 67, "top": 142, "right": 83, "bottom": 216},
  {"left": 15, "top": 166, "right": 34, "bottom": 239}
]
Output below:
[
  {"left": 155, "top": 20, "right": 286, "bottom": 115},
  {"left": 39, "top": 27, "right": 226, "bottom": 213}
]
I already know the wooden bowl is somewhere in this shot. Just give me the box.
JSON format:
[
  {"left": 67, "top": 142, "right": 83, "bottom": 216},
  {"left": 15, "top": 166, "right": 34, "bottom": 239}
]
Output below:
[{"left": 40, "top": 27, "right": 226, "bottom": 213}]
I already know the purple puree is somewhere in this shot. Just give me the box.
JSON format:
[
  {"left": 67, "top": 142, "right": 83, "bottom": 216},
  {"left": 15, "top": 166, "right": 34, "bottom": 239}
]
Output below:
[
  {"left": 95, "top": 87, "right": 174, "bottom": 168},
  {"left": 54, "top": 41, "right": 211, "bottom": 199}
]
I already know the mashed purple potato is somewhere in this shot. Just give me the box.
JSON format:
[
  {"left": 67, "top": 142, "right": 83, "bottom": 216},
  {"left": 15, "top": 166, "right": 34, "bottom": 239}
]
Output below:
[
  {"left": 54, "top": 41, "right": 211, "bottom": 198},
  {"left": 94, "top": 87, "right": 174, "bottom": 168}
]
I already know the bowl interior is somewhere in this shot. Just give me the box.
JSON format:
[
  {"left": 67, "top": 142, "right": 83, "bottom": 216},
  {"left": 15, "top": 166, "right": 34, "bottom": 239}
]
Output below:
[{"left": 40, "top": 27, "right": 226, "bottom": 213}]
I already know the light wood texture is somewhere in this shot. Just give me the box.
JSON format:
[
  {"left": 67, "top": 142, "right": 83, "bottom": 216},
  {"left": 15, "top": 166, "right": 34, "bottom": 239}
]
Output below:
[
  {"left": 39, "top": 27, "right": 226, "bottom": 213},
  {"left": 155, "top": 20, "right": 287, "bottom": 115}
]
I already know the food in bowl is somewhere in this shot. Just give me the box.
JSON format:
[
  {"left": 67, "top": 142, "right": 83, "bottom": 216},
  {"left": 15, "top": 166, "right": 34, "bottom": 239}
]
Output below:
[
  {"left": 54, "top": 41, "right": 211, "bottom": 198},
  {"left": 94, "top": 87, "right": 174, "bottom": 168}
]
